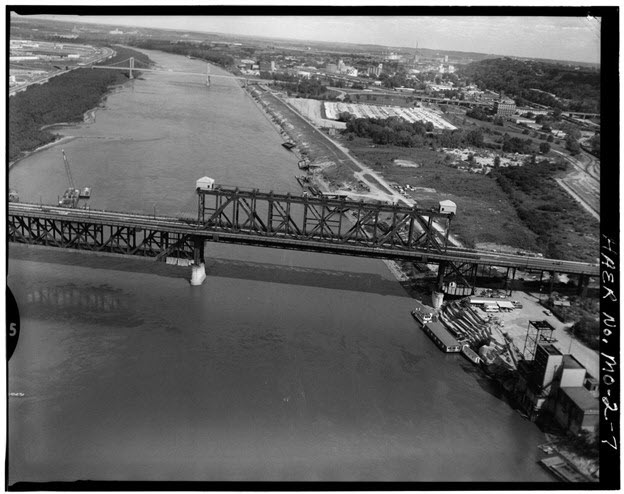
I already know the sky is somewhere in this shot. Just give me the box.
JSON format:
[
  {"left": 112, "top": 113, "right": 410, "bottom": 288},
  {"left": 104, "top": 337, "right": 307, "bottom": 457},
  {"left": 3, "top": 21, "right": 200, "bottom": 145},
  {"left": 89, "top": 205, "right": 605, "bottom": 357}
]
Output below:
[{"left": 26, "top": 14, "right": 601, "bottom": 64}]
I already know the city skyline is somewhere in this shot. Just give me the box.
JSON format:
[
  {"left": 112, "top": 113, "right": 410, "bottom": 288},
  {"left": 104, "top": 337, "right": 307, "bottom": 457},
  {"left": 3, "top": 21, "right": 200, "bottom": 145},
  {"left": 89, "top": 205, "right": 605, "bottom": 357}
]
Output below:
[{"left": 26, "top": 14, "right": 601, "bottom": 64}]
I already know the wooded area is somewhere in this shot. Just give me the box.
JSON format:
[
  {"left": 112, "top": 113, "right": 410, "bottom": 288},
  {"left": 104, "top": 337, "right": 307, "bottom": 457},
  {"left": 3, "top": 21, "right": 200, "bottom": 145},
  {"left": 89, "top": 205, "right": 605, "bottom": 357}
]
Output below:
[
  {"left": 493, "top": 160, "right": 598, "bottom": 262},
  {"left": 459, "top": 58, "right": 600, "bottom": 113},
  {"left": 9, "top": 46, "right": 152, "bottom": 162}
]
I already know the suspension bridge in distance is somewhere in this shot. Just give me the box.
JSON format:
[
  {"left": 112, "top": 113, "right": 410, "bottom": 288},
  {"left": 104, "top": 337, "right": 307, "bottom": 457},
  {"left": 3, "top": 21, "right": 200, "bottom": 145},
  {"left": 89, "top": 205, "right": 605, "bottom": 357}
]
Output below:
[
  {"left": 89, "top": 56, "right": 274, "bottom": 86},
  {"left": 8, "top": 182, "right": 598, "bottom": 296}
]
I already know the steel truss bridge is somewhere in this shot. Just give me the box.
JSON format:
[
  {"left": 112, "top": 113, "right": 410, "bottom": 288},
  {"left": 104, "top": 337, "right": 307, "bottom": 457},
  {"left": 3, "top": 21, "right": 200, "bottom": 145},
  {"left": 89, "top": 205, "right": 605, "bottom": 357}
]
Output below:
[{"left": 8, "top": 186, "right": 598, "bottom": 292}]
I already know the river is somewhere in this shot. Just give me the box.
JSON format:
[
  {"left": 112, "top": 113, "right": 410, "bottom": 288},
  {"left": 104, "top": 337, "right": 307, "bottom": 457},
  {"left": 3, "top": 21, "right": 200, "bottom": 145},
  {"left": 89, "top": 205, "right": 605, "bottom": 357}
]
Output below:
[{"left": 8, "top": 49, "right": 553, "bottom": 483}]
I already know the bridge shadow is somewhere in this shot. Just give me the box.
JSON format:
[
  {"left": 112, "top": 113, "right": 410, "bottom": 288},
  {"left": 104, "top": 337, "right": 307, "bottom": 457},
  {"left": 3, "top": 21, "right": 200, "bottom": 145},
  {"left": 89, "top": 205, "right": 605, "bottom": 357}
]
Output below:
[{"left": 8, "top": 245, "right": 412, "bottom": 298}]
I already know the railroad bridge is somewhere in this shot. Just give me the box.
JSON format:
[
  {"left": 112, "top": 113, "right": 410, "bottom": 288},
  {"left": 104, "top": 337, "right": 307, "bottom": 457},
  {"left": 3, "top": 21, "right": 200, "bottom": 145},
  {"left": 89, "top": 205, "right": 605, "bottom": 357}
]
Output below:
[{"left": 8, "top": 184, "right": 598, "bottom": 296}]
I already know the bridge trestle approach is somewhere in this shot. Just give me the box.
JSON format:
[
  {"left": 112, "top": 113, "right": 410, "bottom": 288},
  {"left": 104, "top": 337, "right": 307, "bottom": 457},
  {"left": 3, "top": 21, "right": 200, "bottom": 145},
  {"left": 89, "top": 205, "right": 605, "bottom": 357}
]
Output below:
[{"left": 9, "top": 212, "right": 196, "bottom": 259}]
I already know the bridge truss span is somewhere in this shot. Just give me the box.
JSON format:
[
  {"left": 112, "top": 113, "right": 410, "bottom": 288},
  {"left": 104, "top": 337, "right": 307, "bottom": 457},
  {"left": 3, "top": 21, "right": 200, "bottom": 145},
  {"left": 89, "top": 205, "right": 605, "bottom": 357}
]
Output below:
[{"left": 198, "top": 186, "right": 453, "bottom": 253}]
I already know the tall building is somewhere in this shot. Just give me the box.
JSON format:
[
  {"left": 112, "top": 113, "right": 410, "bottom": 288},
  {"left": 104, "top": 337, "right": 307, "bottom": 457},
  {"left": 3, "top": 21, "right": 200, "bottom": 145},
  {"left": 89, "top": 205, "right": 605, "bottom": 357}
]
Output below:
[
  {"left": 259, "top": 60, "right": 276, "bottom": 72},
  {"left": 494, "top": 97, "right": 517, "bottom": 117}
]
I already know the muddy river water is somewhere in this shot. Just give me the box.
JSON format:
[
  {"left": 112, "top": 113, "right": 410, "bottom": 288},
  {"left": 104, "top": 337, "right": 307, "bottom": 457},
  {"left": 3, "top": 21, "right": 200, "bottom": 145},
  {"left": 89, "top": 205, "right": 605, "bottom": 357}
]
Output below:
[{"left": 8, "top": 49, "right": 553, "bottom": 483}]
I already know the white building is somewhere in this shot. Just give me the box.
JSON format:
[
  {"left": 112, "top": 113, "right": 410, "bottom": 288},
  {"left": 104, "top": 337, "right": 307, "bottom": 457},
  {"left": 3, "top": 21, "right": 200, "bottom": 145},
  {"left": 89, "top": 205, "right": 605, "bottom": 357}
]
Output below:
[
  {"left": 439, "top": 200, "right": 457, "bottom": 215},
  {"left": 196, "top": 176, "right": 215, "bottom": 191}
]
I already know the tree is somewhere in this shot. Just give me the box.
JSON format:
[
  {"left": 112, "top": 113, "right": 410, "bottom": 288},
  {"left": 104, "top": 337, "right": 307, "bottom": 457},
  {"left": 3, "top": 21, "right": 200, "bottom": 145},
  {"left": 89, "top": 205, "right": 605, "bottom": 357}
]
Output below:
[
  {"left": 539, "top": 142, "right": 551, "bottom": 154},
  {"left": 465, "top": 128, "right": 484, "bottom": 147},
  {"left": 589, "top": 133, "right": 600, "bottom": 155},
  {"left": 565, "top": 136, "right": 581, "bottom": 155},
  {"left": 494, "top": 155, "right": 501, "bottom": 168},
  {"left": 547, "top": 134, "right": 554, "bottom": 143},
  {"left": 337, "top": 111, "right": 354, "bottom": 122}
]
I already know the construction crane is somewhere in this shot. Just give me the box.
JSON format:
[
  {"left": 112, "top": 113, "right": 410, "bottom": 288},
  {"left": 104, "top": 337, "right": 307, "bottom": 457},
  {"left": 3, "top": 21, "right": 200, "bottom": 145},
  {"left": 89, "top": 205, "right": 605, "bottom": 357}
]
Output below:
[{"left": 58, "top": 149, "right": 90, "bottom": 208}]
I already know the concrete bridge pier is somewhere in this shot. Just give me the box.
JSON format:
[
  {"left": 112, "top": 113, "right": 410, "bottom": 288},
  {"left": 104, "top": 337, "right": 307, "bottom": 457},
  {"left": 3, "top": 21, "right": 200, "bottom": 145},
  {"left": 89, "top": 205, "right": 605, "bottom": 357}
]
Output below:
[
  {"left": 549, "top": 270, "right": 556, "bottom": 294},
  {"left": 190, "top": 237, "right": 206, "bottom": 286},
  {"left": 577, "top": 274, "right": 589, "bottom": 297},
  {"left": 432, "top": 261, "right": 447, "bottom": 309}
]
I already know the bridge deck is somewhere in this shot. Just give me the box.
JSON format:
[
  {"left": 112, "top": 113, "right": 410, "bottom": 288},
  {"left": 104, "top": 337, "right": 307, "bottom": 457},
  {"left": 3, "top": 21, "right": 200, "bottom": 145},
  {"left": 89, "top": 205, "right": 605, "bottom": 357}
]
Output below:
[{"left": 8, "top": 202, "right": 599, "bottom": 276}]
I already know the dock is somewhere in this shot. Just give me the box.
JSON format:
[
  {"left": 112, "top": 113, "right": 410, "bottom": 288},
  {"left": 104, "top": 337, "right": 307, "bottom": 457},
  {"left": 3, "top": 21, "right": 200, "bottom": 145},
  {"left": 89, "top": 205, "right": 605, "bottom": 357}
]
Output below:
[{"left": 539, "top": 455, "right": 592, "bottom": 482}]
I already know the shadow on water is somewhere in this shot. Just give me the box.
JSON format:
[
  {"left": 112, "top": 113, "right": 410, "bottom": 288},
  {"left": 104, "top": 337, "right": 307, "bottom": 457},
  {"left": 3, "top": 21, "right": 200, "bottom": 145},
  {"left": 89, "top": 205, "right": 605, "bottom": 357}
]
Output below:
[
  {"left": 459, "top": 361, "right": 506, "bottom": 400},
  {"left": 9, "top": 244, "right": 412, "bottom": 298},
  {"left": 12, "top": 282, "right": 144, "bottom": 328}
]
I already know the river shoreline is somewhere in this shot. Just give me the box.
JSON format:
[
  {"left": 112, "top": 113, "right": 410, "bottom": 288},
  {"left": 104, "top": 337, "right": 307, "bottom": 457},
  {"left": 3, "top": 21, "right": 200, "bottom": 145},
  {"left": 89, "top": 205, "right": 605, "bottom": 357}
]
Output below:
[
  {"left": 9, "top": 135, "right": 78, "bottom": 170},
  {"left": 8, "top": 47, "right": 560, "bottom": 483},
  {"left": 8, "top": 81, "right": 130, "bottom": 171},
  {"left": 242, "top": 84, "right": 428, "bottom": 292}
]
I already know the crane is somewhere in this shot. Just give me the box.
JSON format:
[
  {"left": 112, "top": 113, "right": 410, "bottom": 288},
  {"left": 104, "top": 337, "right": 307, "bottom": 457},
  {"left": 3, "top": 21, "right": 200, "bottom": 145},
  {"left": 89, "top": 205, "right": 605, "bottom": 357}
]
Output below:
[
  {"left": 58, "top": 150, "right": 90, "bottom": 208},
  {"left": 62, "top": 149, "right": 75, "bottom": 190}
]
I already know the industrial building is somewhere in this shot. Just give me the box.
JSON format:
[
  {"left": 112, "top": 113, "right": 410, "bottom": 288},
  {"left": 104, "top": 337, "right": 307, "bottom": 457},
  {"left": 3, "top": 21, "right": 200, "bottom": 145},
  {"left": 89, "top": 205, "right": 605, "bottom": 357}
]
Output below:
[
  {"left": 494, "top": 97, "right": 517, "bottom": 117},
  {"left": 513, "top": 341, "right": 598, "bottom": 433}
]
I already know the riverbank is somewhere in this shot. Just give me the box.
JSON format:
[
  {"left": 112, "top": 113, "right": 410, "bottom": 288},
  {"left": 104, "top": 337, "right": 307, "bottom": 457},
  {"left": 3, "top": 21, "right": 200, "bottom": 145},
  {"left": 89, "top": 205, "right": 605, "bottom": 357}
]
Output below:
[
  {"left": 8, "top": 45, "right": 152, "bottom": 163},
  {"left": 8, "top": 46, "right": 559, "bottom": 484},
  {"left": 9, "top": 135, "right": 77, "bottom": 169}
]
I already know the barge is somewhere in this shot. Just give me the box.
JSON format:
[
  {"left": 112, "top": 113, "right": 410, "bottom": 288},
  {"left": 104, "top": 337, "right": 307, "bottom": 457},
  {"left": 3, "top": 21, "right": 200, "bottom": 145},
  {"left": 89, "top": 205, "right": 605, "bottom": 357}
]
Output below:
[
  {"left": 420, "top": 321, "right": 462, "bottom": 353},
  {"left": 461, "top": 344, "right": 483, "bottom": 365},
  {"left": 411, "top": 301, "right": 433, "bottom": 325}
]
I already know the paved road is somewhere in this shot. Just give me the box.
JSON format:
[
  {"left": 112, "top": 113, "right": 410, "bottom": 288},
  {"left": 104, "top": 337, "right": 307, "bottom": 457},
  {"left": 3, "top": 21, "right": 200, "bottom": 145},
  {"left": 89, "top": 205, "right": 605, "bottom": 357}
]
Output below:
[{"left": 552, "top": 149, "right": 600, "bottom": 218}]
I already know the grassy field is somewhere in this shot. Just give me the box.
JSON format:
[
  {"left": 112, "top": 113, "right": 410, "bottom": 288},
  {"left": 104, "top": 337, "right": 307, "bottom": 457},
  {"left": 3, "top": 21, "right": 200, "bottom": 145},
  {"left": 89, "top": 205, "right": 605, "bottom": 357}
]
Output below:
[
  {"left": 493, "top": 161, "right": 599, "bottom": 262},
  {"left": 443, "top": 110, "right": 568, "bottom": 155},
  {"left": 341, "top": 136, "right": 539, "bottom": 249}
]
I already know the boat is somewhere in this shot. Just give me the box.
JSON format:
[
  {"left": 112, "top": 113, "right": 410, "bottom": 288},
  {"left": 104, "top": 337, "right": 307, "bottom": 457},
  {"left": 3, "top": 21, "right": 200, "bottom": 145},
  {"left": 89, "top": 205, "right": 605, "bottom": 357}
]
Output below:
[
  {"left": 421, "top": 321, "right": 462, "bottom": 353},
  {"left": 79, "top": 187, "right": 91, "bottom": 199},
  {"left": 8, "top": 189, "right": 19, "bottom": 202},
  {"left": 411, "top": 302, "right": 433, "bottom": 325},
  {"left": 282, "top": 141, "right": 296, "bottom": 150},
  {"left": 461, "top": 344, "right": 483, "bottom": 365},
  {"left": 539, "top": 455, "right": 591, "bottom": 482},
  {"left": 59, "top": 188, "right": 80, "bottom": 208}
]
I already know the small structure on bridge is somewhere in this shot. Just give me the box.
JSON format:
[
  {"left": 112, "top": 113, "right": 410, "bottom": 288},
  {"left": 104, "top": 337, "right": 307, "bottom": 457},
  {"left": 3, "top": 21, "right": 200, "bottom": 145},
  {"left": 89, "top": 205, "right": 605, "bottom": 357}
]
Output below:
[
  {"left": 439, "top": 199, "right": 457, "bottom": 215},
  {"left": 196, "top": 176, "right": 215, "bottom": 191}
]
